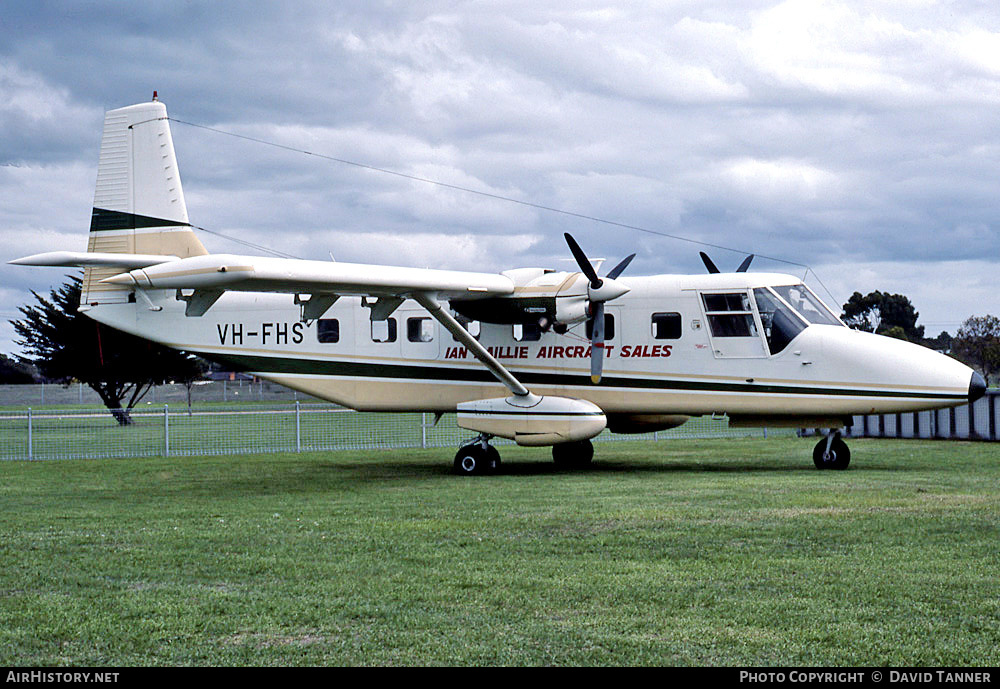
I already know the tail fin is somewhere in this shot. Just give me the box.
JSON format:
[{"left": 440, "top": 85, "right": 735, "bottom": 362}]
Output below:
[{"left": 83, "top": 98, "right": 207, "bottom": 304}]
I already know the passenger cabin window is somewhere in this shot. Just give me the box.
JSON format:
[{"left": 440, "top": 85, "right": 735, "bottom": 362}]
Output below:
[
  {"left": 317, "top": 318, "right": 340, "bottom": 343},
  {"left": 513, "top": 322, "right": 542, "bottom": 342},
  {"left": 585, "top": 313, "right": 615, "bottom": 340},
  {"left": 371, "top": 317, "right": 397, "bottom": 343},
  {"left": 407, "top": 317, "right": 434, "bottom": 342},
  {"left": 701, "top": 292, "right": 759, "bottom": 338},
  {"left": 651, "top": 312, "right": 682, "bottom": 339}
]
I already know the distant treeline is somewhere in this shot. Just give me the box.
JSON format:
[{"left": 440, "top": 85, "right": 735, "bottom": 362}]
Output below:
[{"left": 0, "top": 354, "right": 39, "bottom": 384}]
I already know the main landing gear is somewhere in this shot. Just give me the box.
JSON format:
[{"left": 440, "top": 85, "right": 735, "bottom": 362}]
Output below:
[
  {"left": 813, "top": 430, "right": 851, "bottom": 470},
  {"left": 453, "top": 436, "right": 596, "bottom": 475},
  {"left": 453, "top": 435, "right": 501, "bottom": 476},
  {"left": 551, "top": 439, "right": 594, "bottom": 468}
]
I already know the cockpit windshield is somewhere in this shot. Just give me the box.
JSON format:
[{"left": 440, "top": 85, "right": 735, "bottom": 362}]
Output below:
[
  {"left": 752, "top": 284, "right": 843, "bottom": 355},
  {"left": 770, "top": 284, "right": 842, "bottom": 326}
]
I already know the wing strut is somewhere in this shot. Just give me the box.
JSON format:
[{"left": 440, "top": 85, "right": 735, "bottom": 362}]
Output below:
[{"left": 413, "top": 292, "right": 536, "bottom": 401}]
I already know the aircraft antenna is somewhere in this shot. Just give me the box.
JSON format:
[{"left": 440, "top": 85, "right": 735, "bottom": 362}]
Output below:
[
  {"left": 169, "top": 117, "right": 841, "bottom": 305},
  {"left": 189, "top": 224, "right": 303, "bottom": 260}
]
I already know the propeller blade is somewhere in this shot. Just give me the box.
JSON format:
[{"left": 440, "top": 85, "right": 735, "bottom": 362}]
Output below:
[
  {"left": 590, "top": 301, "right": 605, "bottom": 384},
  {"left": 564, "top": 233, "right": 602, "bottom": 289},
  {"left": 605, "top": 253, "right": 636, "bottom": 280},
  {"left": 699, "top": 251, "right": 720, "bottom": 274},
  {"left": 736, "top": 254, "right": 754, "bottom": 272}
]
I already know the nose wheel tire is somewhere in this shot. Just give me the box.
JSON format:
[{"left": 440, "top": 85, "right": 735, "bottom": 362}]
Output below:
[
  {"left": 813, "top": 436, "right": 851, "bottom": 470},
  {"left": 453, "top": 443, "right": 500, "bottom": 476}
]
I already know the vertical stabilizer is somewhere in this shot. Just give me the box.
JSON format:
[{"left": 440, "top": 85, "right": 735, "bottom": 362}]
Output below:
[{"left": 83, "top": 99, "right": 207, "bottom": 304}]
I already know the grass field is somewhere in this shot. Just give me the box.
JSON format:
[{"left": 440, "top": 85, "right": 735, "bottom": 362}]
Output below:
[{"left": 1, "top": 437, "right": 998, "bottom": 666}]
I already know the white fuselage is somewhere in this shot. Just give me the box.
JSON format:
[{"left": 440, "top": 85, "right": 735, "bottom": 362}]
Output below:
[{"left": 86, "top": 271, "right": 975, "bottom": 422}]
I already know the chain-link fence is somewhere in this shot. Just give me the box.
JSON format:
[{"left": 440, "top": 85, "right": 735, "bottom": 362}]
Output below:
[
  {"left": 3, "top": 382, "right": 993, "bottom": 461},
  {"left": 0, "top": 380, "right": 304, "bottom": 408},
  {"left": 0, "top": 402, "right": 785, "bottom": 461}
]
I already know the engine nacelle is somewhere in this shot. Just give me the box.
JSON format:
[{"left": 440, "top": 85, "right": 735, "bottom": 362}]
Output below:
[
  {"left": 456, "top": 395, "right": 607, "bottom": 446},
  {"left": 553, "top": 295, "right": 589, "bottom": 327},
  {"left": 451, "top": 268, "right": 591, "bottom": 327}
]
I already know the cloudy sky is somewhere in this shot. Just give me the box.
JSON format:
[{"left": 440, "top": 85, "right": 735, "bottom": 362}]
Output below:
[{"left": 2, "top": 1, "right": 999, "bottom": 354}]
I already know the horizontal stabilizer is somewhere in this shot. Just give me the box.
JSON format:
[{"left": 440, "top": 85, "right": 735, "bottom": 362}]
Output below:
[{"left": 10, "top": 251, "right": 180, "bottom": 269}]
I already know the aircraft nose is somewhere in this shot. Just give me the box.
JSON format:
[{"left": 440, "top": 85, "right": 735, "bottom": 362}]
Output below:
[{"left": 969, "top": 371, "right": 987, "bottom": 403}]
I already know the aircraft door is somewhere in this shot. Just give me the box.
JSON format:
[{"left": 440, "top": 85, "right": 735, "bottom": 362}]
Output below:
[{"left": 699, "top": 291, "right": 768, "bottom": 359}]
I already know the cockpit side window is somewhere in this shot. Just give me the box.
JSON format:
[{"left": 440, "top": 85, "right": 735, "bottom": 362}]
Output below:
[
  {"left": 753, "top": 288, "right": 805, "bottom": 354},
  {"left": 701, "top": 292, "right": 759, "bottom": 338}
]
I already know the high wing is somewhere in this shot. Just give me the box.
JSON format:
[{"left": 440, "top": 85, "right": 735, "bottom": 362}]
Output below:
[
  {"left": 79, "top": 251, "right": 532, "bottom": 398},
  {"left": 93, "top": 252, "right": 515, "bottom": 301}
]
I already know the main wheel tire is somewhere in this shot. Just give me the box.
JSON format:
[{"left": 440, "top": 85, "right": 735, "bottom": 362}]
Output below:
[
  {"left": 813, "top": 436, "right": 851, "bottom": 470},
  {"left": 552, "top": 439, "right": 594, "bottom": 468},
  {"left": 486, "top": 445, "right": 501, "bottom": 471},
  {"left": 454, "top": 444, "right": 499, "bottom": 476}
]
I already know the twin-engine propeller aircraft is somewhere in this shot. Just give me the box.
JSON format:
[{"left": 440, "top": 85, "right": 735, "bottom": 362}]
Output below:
[{"left": 12, "top": 99, "right": 987, "bottom": 474}]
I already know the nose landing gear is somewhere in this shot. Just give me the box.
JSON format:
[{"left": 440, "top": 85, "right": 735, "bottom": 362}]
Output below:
[{"left": 813, "top": 431, "right": 851, "bottom": 470}]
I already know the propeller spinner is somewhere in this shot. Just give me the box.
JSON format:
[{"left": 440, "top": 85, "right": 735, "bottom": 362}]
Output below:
[{"left": 563, "top": 233, "right": 634, "bottom": 384}]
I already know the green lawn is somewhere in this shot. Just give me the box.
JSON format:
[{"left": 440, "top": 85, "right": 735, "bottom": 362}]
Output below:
[{"left": 1, "top": 437, "right": 998, "bottom": 666}]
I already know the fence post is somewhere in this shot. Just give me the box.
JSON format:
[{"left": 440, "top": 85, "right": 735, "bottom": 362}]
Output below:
[
  {"left": 295, "top": 401, "right": 301, "bottom": 452},
  {"left": 164, "top": 404, "right": 170, "bottom": 456},
  {"left": 421, "top": 413, "right": 427, "bottom": 449},
  {"left": 27, "top": 408, "right": 32, "bottom": 460},
  {"left": 990, "top": 393, "right": 997, "bottom": 441}
]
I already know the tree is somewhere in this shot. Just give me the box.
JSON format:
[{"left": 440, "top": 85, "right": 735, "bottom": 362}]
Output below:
[
  {"left": 923, "top": 330, "right": 953, "bottom": 353},
  {"left": 0, "top": 354, "right": 38, "bottom": 384},
  {"left": 880, "top": 325, "right": 908, "bottom": 341},
  {"left": 951, "top": 315, "right": 1000, "bottom": 386},
  {"left": 841, "top": 291, "right": 925, "bottom": 342},
  {"left": 12, "top": 275, "right": 206, "bottom": 424}
]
